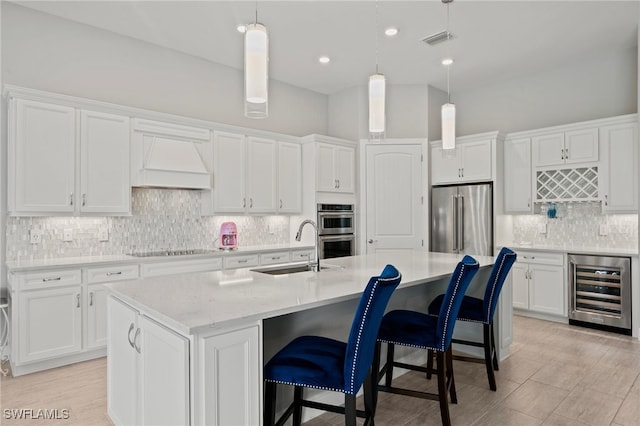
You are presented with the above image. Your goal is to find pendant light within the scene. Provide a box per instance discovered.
[369,0,385,137]
[441,0,455,150]
[244,2,268,119]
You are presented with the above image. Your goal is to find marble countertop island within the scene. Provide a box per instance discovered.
[105,250,496,335]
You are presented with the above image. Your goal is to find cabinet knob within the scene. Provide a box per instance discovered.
[604,195,608,206]
[89,292,94,306]
[249,198,253,208]
[280,199,283,209]
[69,193,74,206]
[76,294,81,308]
[82,193,87,207]
[368,239,378,244]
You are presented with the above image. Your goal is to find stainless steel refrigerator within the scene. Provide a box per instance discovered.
[430,183,493,256]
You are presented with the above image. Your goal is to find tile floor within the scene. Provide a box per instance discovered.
[1,315,639,425]
[305,315,640,426]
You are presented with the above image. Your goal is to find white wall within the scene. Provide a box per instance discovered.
[328,84,430,141]
[329,46,637,142]
[1,3,328,137]
[454,46,637,136]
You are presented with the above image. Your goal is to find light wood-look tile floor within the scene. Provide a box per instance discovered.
[1,315,639,425]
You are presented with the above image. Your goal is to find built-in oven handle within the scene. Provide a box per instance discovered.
[458,195,465,252]
[451,195,458,252]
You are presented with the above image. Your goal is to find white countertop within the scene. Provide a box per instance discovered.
[498,243,638,257]
[5,243,315,272]
[104,251,495,335]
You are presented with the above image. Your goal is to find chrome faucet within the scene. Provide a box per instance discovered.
[295,219,320,272]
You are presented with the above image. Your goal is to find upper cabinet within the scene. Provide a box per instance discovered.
[80,110,131,214]
[205,131,300,214]
[431,133,497,185]
[503,137,532,214]
[599,121,638,213]
[532,128,598,168]
[504,114,637,213]
[8,96,131,216]
[316,142,355,193]
[277,141,302,213]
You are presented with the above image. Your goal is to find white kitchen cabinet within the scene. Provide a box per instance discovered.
[431,138,493,185]
[108,297,190,426]
[18,284,83,363]
[210,132,285,214]
[80,110,131,214]
[532,128,598,167]
[212,131,246,212]
[503,137,532,213]
[9,264,138,376]
[8,97,131,216]
[277,141,302,213]
[223,254,260,270]
[512,251,565,317]
[201,324,261,426]
[140,257,222,278]
[86,283,108,349]
[8,98,76,214]
[600,121,638,213]
[246,136,278,213]
[316,142,355,193]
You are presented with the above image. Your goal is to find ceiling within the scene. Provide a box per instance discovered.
[13,1,640,95]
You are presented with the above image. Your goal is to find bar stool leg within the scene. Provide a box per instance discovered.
[483,323,497,391]
[436,351,451,426]
[264,382,277,426]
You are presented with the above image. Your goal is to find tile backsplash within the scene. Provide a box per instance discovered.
[511,202,638,249]
[6,188,291,261]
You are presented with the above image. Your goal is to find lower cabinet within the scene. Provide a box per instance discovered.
[108,296,189,426]
[512,251,566,317]
[200,324,261,426]
[18,284,83,363]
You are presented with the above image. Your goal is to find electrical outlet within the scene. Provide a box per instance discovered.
[537,223,547,234]
[29,229,43,244]
[599,224,609,236]
[63,228,73,242]
[98,226,109,242]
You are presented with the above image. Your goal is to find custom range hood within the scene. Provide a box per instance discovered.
[131,118,212,189]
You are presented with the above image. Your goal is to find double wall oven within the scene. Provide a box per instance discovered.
[317,204,355,259]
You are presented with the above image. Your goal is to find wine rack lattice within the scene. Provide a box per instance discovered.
[536,167,598,202]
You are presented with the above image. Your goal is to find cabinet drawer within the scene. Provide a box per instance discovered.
[516,251,564,266]
[141,257,222,277]
[291,249,314,262]
[16,269,82,291]
[223,254,259,270]
[87,264,139,284]
[260,251,291,266]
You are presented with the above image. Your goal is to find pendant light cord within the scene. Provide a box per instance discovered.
[375,0,380,74]
[446,0,451,103]
[255,0,258,24]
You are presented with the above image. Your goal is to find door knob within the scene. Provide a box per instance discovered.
[368,239,378,244]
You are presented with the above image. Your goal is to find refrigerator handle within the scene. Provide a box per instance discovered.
[452,195,458,251]
[458,195,465,251]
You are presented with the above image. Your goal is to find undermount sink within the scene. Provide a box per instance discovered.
[251,263,341,275]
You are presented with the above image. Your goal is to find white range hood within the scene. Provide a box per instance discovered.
[131,118,212,189]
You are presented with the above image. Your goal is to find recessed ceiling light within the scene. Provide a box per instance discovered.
[385,27,399,37]
[237,25,247,33]
[319,56,331,64]
[442,58,454,66]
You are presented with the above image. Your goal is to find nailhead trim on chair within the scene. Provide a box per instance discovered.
[263,379,343,393]
[440,264,466,350]
[348,279,378,394]
[376,338,442,352]
[484,253,511,323]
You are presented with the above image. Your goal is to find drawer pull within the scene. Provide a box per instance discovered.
[238,259,248,264]
[271,256,281,260]
[76,294,81,308]
[89,292,94,306]
[42,277,62,282]
[134,328,141,354]
[106,271,123,276]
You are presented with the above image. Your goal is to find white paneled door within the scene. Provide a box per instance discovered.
[365,144,423,254]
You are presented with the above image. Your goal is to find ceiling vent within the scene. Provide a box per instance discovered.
[422,30,455,46]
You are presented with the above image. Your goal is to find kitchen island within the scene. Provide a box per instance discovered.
[105,250,500,425]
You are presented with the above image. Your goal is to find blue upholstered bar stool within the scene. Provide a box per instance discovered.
[373,255,479,426]
[263,264,402,426]
[427,247,517,391]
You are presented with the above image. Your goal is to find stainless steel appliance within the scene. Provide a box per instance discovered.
[430,183,493,256]
[568,254,631,335]
[317,204,355,259]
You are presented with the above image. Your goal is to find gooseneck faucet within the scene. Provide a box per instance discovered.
[295,219,320,272]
